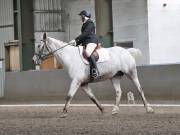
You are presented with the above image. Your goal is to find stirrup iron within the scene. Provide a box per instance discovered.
[92,68,98,78]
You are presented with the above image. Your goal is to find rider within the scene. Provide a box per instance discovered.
[69,10,99,79]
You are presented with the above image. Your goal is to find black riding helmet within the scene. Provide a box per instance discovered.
[78,10,91,18]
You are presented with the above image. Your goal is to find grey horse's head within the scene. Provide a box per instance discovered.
[32,33,51,65]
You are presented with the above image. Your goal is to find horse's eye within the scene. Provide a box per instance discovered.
[38,44,41,48]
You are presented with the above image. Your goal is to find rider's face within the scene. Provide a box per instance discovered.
[80,15,85,22]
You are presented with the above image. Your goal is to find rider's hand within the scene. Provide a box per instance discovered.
[69,39,76,46]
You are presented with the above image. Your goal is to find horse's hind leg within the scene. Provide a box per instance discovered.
[127,68,154,113]
[111,76,122,115]
[81,84,104,113]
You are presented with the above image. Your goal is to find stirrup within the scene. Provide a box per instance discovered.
[92,68,98,78]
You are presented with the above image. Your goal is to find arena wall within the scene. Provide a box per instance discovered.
[4,64,180,100]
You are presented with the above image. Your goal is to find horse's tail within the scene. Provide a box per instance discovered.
[127,48,142,59]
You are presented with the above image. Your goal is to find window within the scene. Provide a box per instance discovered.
[115,41,133,48]
[33,0,64,32]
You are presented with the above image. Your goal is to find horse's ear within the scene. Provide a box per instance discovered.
[43,33,47,40]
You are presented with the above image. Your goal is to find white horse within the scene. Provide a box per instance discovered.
[33,33,154,118]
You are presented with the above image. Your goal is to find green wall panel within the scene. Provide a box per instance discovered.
[98,36,112,48]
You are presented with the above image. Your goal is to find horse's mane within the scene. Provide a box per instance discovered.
[48,37,67,46]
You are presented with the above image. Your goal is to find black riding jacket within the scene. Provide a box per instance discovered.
[75,19,98,46]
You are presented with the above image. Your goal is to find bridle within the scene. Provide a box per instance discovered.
[34,39,72,63]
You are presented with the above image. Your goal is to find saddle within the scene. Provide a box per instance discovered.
[79,44,110,65]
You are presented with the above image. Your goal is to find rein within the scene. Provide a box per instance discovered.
[37,43,72,61]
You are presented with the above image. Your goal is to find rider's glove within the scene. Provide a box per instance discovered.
[69,39,76,46]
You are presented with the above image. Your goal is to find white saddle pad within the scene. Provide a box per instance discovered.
[78,46,110,65]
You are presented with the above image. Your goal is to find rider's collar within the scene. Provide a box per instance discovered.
[83,16,90,24]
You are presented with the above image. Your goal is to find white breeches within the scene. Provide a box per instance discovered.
[86,43,97,57]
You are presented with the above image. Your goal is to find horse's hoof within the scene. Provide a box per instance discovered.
[112,105,119,115]
[146,106,154,114]
[60,113,68,118]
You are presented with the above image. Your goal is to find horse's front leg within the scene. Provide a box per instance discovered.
[81,84,104,113]
[61,79,81,118]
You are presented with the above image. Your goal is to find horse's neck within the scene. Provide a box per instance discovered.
[48,37,66,52]
[48,37,79,70]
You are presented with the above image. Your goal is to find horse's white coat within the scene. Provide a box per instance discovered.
[33,34,154,117]
[46,37,135,80]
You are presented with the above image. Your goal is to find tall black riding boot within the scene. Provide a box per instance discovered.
[87,55,98,79]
